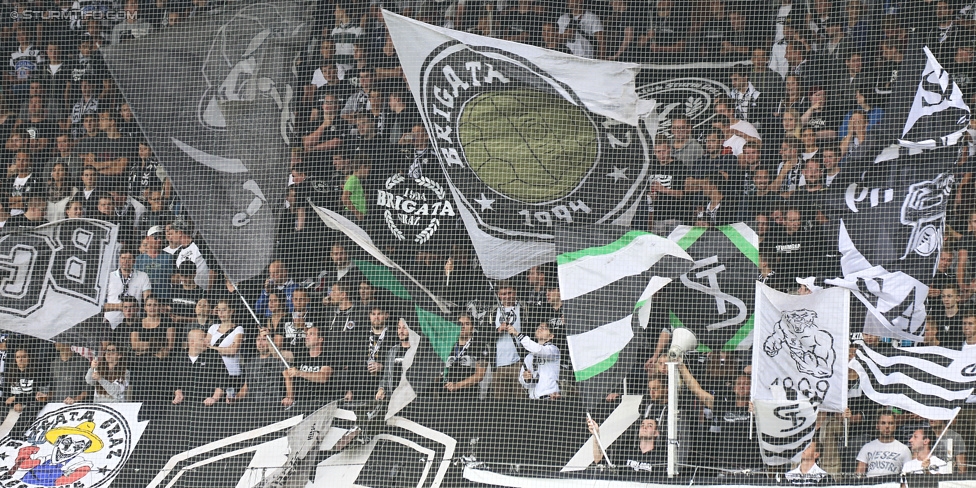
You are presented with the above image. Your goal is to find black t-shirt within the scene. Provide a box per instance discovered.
[443,337,491,385]
[605,427,667,472]
[171,350,229,403]
[646,159,690,222]
[761,225,828,281]
[291,347,335,404]
[170,286,204,324]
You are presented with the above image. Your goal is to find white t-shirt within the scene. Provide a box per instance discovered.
[557,11,603,59]
[207,324,245,376]
[495,304,522,367]
[104,270,152,327]
[518,337,559,399]
[856,439,911,477]
[786,463,828,482]
[902,455,950,474]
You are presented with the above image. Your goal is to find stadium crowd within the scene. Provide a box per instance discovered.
[1,0,976,479]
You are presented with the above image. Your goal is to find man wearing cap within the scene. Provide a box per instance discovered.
[104,249,151,330]
[136,225,175,300]
[171,218,212,290]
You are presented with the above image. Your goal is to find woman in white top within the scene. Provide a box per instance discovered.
[207,299,245,394]
[85,343,130,403]
[506,321,560,400]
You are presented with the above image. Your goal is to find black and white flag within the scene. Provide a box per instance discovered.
[827,37,967,343]
[849,340,976,420]
[754,398,818,466]
[102,3,304,284]
[753,283,850,413]
[385,10,649,280]
[0,219,118,340]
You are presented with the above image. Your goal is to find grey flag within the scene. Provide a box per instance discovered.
[101,2,305,283]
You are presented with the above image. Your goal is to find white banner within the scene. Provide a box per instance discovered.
[753,398,818,467]
[752,282,850,413]
[0,219,119,340]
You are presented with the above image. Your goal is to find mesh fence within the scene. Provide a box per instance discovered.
[0,0,975,487]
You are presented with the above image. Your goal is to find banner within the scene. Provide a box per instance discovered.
[557,226,692,382]
[827,36,969,343]
[384,10,650,280]
[752,398,818,467]
[752,283,850,413]
[102,3,304,284]
[0,403,148,488]
[666,224,759,351]
[0,219,118,340]
[849,340,976,420]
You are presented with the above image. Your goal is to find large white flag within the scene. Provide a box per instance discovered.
[0,219,119,340]
[752,282,850,413]
[384,10,649,280]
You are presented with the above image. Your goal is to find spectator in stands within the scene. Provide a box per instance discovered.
[855,409,912,477]
[442,313,488,400]
[4,348,44,431]
[492,281,523,399]
[557,0,605,59]
[256,260,297,317]
[127,140,167,202]
[86,343,130,403]
[587,414,665,470]
[65,198,84,219]
[326,279,360,337]
[170,329,228,439]
[171,218,211,290]
[131,295,175,359]
[104,249,151,333]
[786,441,829,482]
[695,129,738,177]
[602,0,639,62]
[283,326,335,412]
[6,196,47,227]
[903,427,951,474]
[207,300,245,397]
[929,417,967,472]
[376,318,411,401]
[46,162,75,208]
[646,139,691,231]
[111,0,152,44]
[679,361,761,469]
[669,115,702,167]
[930,284,964,348]
[44,343,89,406]
[169,261,205,328]
[78,166,100,213]
[263,292,288,346]
[690,170,734,227]
[343,301,395,403]
[47,135,82,189]
[136,226,174,300]
[729,67,762,124]
[7,27,41,98]
[507,321,560,400]
[281,288,321,351]
[69,79,98,140]
[235,331,291,423]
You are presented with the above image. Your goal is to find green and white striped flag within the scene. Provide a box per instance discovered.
[558,227,692,384]
[666,224,759,351]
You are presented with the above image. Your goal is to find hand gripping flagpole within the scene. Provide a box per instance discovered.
[925,413,958,464]
[234,282,290,369]
[586,412,614,468]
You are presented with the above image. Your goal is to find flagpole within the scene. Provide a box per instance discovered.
[233,282,291,369]
[925,414,958,462]
[586,412,614,468]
